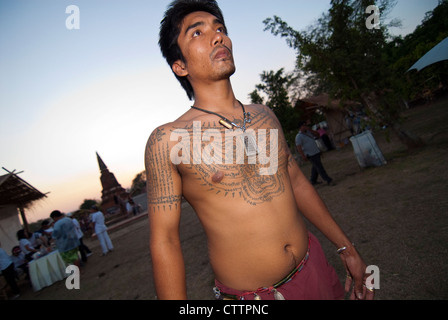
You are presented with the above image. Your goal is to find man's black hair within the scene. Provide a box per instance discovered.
[50,210,63,219]
[159,0,227,100]
[16,229,27,240]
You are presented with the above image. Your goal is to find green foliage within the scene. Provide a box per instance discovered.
[249,68,304,149]
[261,0,447,148]
[129,171,146,196]
[79,199,99,210]
[264,0,398,113]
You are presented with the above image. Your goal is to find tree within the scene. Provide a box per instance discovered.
[129,171,146,196]
[249,68,304,149]
[263,0,425,149]
[79,199,99,210]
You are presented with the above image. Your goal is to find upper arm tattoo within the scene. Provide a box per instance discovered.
[145,128,182,212]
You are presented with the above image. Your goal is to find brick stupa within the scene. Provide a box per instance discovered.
[96,152,129,215]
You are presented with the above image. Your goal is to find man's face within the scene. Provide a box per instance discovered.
[174,11,235,85]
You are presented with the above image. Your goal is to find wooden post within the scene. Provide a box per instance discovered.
[19,206,29,233]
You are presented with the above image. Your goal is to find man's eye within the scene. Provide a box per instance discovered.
[193,30,201,37]
[217,27,226,34]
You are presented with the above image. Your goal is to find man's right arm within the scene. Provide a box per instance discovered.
[145,125,186,300]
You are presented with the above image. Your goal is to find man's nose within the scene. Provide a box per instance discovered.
[212,31,224,46]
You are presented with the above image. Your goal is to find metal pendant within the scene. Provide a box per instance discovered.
[254,293,262,300]
[219,119,234,130]
[242,134,259,157]
[213,287,222,300]
[273,289,285,300]
[245,112,252,124]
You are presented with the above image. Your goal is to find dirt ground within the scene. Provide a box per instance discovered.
[11,98,448,301]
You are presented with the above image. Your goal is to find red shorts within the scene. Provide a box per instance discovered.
[214,233,345,300]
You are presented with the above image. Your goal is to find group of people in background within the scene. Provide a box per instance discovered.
[0,205,114,299]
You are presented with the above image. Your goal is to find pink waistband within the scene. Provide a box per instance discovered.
[214,235,312,300]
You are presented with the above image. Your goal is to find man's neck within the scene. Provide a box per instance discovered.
[192,79,238,113]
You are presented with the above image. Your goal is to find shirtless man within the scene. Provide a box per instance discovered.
[146,0,374,300]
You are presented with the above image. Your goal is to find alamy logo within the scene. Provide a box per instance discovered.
[66,5,80,30]
[366,265,380,290]
[170,121,279,176]
[366,5,381,30]
[65,265,80,290]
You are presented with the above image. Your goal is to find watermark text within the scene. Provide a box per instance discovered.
[66,5,80,30]
[170,122,279,176]
[366,265,380,290]
[366,5,380,30]
[65,265,80,290]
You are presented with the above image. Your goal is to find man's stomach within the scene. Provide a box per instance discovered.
[193,199,309,292]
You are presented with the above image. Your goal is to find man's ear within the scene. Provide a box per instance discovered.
[172,60,189,77]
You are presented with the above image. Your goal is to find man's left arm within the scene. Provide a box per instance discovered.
[287,152,374,300]
[262,104,373,300]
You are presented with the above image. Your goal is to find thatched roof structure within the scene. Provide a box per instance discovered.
[299,94,360,147]
[0,169,47,251]
[301,93,358,110]
[0,169,47,209]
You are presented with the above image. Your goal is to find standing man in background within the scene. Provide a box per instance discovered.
[296,121,335,186]
[50,210,80,268]
[90,206,114,256]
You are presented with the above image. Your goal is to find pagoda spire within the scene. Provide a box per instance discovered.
[96,152,108,172]
[95,152,129,215]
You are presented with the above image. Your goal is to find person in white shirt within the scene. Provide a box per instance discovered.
[89,206,114,256]
[16,229,38,261]
[126,198,137,216]
[0,242,20,298]
[67,212,92,262]
[10,246,29,279]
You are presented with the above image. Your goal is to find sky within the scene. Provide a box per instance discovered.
[0,0,439,223]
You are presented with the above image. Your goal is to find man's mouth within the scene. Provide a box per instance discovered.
[212,46,232,60]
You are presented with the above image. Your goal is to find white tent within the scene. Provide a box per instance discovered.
[408,37,448,72]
